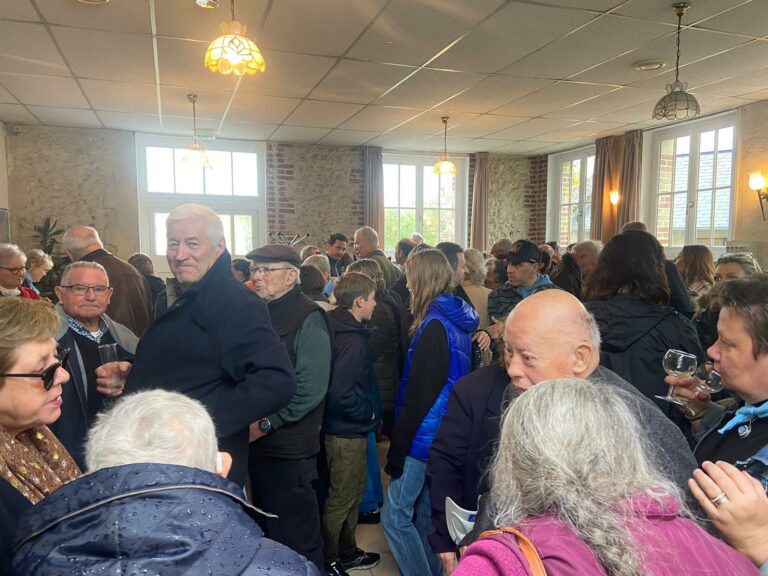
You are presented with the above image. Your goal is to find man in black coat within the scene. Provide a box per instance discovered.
[119,204,296,487]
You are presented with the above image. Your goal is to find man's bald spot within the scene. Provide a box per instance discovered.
[506,290,593,345]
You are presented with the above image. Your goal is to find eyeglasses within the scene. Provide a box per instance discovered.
[249,266,291,276]
[0,266,26,274]
[0,348,70,391]
[59,284,111,295]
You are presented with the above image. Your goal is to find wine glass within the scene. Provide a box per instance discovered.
[693,361,722,394]
[655,349,698,414]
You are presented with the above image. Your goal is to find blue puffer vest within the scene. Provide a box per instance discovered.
[395,293,479,460]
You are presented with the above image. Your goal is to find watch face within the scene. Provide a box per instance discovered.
[259,419,270,432]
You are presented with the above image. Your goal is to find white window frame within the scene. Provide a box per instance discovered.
[642,112,737,259]
[546,145,596,245]
[381,152,468,252]
[136,134,267,276]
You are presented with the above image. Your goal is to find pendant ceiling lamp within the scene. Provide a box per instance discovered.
[434,116,457,175]
[204,0,265,76]
[183,94,212,169]
[652,3,700,121]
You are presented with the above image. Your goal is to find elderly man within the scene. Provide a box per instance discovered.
[551,239,600,300]
[428,290,698,571]
[14,390,320,576]
[305,253,335,299]
[63,226,152,335]
[49,262,138,468]
[246,244,332,572]
[120,204,295,488]
[353,226,401,289]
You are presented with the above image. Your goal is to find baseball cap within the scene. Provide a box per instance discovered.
[506,239,542,265]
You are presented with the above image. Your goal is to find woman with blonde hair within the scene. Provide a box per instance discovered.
[23,249,54,297]
[382,249,478,576]
[457,248,492,330]
[676,244,715,297]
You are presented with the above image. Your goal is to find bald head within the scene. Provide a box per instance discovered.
[504,290,601,391]
[63,226,104,261]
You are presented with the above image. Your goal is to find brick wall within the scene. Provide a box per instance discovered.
[525,155,548,243]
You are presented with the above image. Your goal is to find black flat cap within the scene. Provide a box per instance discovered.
[245,244,301,267]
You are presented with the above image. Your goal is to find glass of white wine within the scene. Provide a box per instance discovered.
[693,361,722,394]
[655,349,698,414]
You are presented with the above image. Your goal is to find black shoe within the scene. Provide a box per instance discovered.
[324,561,350,576]
[357,509,380,524]
[339,548,381,571]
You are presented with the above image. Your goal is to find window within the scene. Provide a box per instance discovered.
[382,154,468,252]
[649,115,735,248]
[137,135,266,274]
[547,148,595,246]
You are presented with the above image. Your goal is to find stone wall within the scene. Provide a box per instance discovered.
[486,154,531,247]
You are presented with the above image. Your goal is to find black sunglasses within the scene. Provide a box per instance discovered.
[0,348,70,391]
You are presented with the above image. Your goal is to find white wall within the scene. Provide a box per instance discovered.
[0,122,9,210]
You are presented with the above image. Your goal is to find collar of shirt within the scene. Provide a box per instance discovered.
[66,314,108,343]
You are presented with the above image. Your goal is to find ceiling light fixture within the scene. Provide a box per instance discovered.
[204,0,265,76]
[196,0,219,8]
[434,116,457,175]
[652,3,700,121]
[77,0,110,4]
[183,94,212,170]
[634,60,665,71]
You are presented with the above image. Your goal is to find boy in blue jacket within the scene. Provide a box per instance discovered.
[322,272,381,575]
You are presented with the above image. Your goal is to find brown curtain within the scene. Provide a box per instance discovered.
[591,136,620,242]
[617,130,643,229]
[470,152,490,251]
[363,146,384,233]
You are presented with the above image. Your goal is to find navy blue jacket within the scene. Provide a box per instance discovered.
[125,251,296,485]
[13,463,320,575]
[1,477,31,575]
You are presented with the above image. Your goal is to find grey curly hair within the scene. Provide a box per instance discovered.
[491,378,684,576]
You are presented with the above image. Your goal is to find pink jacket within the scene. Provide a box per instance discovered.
[454,494,758,576]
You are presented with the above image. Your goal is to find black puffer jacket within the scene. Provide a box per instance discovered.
[13,463,320,576]
[550,253,583,299]
[586,296,704,431]
[368,289,404,416]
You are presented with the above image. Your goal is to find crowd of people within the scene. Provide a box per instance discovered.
[1,204,768,576]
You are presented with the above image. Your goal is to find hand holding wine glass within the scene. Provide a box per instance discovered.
[656,349,698,415]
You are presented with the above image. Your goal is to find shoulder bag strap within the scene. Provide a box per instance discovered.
[480,527,547,576]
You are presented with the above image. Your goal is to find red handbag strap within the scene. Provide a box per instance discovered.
[480,527,547,576]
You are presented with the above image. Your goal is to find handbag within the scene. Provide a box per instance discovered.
[479,526,547,576]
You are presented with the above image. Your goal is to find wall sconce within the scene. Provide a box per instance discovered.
[609,190,620,206]
[748,172,768,221]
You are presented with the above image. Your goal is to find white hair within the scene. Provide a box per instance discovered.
[304,253,330,276]
[25,249,53,271]
[85,390,219,473]
[410,232,424,245]
[491,378,683,576]
[572,240,602,259]
[166,204,225,246]
[355,226,379,244]
[60,261,109,286]
[62,226,103,259]
[0,243,26,267]
[300,245,319,261]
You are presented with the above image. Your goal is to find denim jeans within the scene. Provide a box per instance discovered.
[382,457,442,576]
[359,431,384,513]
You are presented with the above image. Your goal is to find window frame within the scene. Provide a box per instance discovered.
[136,134,267,275]
[381,152,469,252]
[546,145,596,246]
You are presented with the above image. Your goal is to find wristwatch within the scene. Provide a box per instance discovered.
[258,418,272,434]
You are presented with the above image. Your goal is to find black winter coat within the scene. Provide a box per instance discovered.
[550,253,583,299]
[125,251,296,486]
[13,463,320,576]
[1,477,30,575]
[368,289,404,415]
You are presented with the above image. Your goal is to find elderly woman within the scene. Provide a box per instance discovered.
[23,249,54,296]
[0,244,41,300]
[458,249,492,330]
[454,379,757,576]
[0,297,80,572]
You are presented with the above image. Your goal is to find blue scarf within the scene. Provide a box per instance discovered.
[718,403,768,434]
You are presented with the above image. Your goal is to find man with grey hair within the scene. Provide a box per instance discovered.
[551,239,601,300]
[120,204,296,489]
[353,226,401,289]
[305,253,334,298]
[62,225,152,335]
[428,290,698,569]
[49,261,138,468]
[245,243,332,571]
[13,390,320,576]
[301,244,320,262]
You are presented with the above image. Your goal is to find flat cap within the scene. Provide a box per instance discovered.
[245,244,301,267]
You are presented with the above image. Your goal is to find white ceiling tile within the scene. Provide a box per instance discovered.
[159,86,232,119]
[573,28,749,86]
[310,60,415,104]
[418,134,476,152]
[374,69,486,109]
[285,101,364,128]
[449,138,511,153]
[154,0,269,43]
[529,0,624,9]
[740,88,768,102]
[156,38,242,92]
[0,84,17,104]
[544,87,664,121]
[491,82,615,117]
[347,0,505,66]
[697,3,768,37]
[447,114,528,138]
[97,111,162,133]
[28,105,101,128]
[0,73,88,108]
[0,1,39,21]
[0,21,69,76]
[0,103,40,125]
[615,0,750,27]
[501,15,673,80]
[317,130,380,146]
[226,93,300,124]
[441,75,554,114]
[488,118,577,140]
[161,115,220,136]
[433,3,597,73]
[692,67,768,97]
[81,80,158,114]
[390,110,479,135]
[259,0,386,56]
[595,101,661,124]
[218,121,277,140]
[366,133,431,150]
[53,27,156,84]
[489,141,552,155]
[270,125,331,143]
[234,50,337,99]
[339,106,423,132]
[529,120,626,142]
[35,0,151,34]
